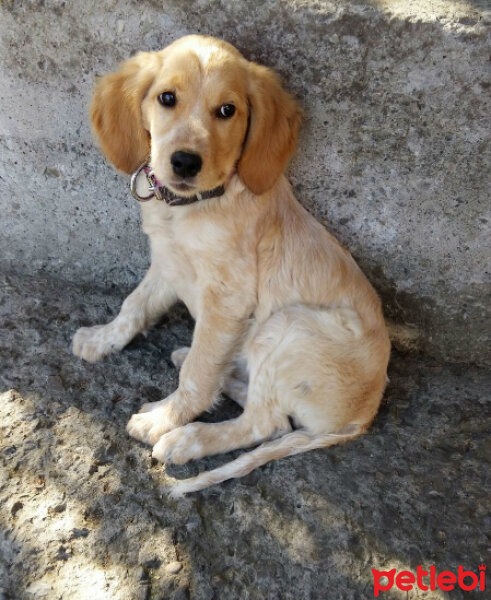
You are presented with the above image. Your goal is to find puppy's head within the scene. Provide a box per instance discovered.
[91,35,301,197]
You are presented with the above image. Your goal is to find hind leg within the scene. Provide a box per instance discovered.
[153,343,290,464]
[152,408,291,465]
[258,305,387,433]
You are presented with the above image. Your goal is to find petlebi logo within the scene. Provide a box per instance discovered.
[372,564,486,596]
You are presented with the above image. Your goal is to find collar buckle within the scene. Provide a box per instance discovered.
[130,162,156,202]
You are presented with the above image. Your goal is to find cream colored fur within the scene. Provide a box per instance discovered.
[72,35,391,495]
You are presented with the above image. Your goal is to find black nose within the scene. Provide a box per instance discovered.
[170,151,202,179]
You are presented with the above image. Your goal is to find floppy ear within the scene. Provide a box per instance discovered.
[90,52,161,173]
[238,63,302,195]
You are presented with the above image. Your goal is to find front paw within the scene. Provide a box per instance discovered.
[152,423,203,465]
[127,393,180,445]
[72,324,116,362]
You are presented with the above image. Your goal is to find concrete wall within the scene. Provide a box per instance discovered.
[1,0,490,364]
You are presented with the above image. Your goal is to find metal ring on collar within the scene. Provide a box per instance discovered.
[130,162,155,202]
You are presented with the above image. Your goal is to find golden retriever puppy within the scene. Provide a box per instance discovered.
[73,35,390,495]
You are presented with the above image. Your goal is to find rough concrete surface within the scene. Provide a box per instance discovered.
[0,0,490,363]
[1,272,490,600]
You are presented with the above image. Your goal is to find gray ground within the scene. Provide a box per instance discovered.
[1,272,490,599]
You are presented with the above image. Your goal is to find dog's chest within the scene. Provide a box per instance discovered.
[142,201,242,316]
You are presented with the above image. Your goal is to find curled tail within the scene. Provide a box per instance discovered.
[168,425,365,497]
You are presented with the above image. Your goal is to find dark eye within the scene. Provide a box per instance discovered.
[158,91,176,107]
[217,104,235,119]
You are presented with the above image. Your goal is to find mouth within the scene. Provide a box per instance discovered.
[169,180,196,194]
